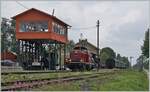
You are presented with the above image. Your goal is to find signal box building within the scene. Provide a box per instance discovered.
[12,8,69,43]
[12,8,70,70]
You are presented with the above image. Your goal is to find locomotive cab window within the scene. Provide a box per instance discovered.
[74,46,87,51]
[81,47,88,51]
[74,47,80,50]
[20,21,48,32]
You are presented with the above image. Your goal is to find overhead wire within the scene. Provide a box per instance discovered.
[71,26,96,30]
[14,2,96,31]
[15,1,29,9]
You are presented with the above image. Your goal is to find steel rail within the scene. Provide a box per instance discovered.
[2,70,71,75]
[2,71,117,91]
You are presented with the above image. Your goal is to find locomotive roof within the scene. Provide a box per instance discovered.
[76,41,97,49]
[74,45,88,49]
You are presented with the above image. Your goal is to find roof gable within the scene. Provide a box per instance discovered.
[12,8,70,26]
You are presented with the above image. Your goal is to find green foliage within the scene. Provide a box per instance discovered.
[116,54,130,68]
[66,40,75,53]
[100,52,110,63]
[2,71,93,83]
[31,70,149,91]
[121,56,130,67]
[98,70,148,91]
[100,47,130,67]
[1,18,16,53]
[135,28,149,70]
[141,28,149,58]
[116,54,121,60]
[100,47,116,63]
[134,55,144,71]
[10,19,16,27]
[144,61,149,69]
[32,80,82,91]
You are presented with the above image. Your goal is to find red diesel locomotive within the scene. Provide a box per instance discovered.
[65,46,96,71]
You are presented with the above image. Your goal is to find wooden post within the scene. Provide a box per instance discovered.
[17,40,20,66]
[29,41,31,65]
[59,44,61,70]
[64,43,66,70]
[21,40,24,67]
[25,41,27,63]
[54,42,57,70]
[31,41,33,63]
[48,41,51,70]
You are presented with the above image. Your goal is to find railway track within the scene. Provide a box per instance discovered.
[1,70,119,91]
[2,70,71,75]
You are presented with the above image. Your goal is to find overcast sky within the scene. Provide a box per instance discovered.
[1,1,149,65]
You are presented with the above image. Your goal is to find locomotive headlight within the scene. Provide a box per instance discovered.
[80,59,83,62]
[65,58,68,61]
[69,59,71,62]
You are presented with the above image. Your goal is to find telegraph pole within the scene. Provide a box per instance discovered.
[130,56,133,68]
[97,20,100,57]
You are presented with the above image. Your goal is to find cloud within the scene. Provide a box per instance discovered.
[121,10,141,24]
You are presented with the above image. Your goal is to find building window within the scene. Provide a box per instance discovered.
[52,22,66,35]
[20,21,48,32]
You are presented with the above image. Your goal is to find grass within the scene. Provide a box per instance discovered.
[94,70,149,91]
[1,71,95,83]
[33,81,83,91]
[97,70,149,91]
[31,69,149,91]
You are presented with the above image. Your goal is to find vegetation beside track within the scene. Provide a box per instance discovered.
[1,72,91,83]
[1,69,114,83]
[31,69,149,91]
[91,70,149,91]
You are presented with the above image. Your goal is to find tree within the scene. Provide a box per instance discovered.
[121,56,130,67]
[10,19,16,52]
[100,51,110,63]
[135,28,150,70]
[116,53,130,68]
[116,54,121,60]
[141,28,149,58]
[100,47,116,63]
[1,18,16,53]
[135,55,144,71]
[66,40,75,53]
